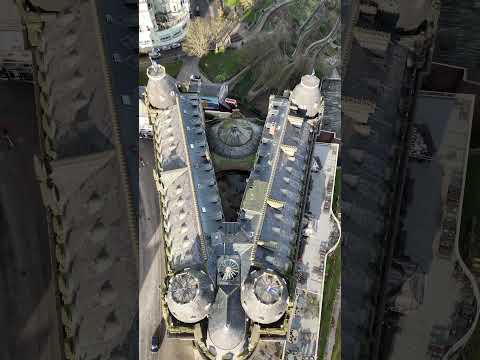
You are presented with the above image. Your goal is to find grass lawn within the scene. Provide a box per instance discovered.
[231,68,256,99]
[163,61,183,78]
[224,0,240,6]
[464,324,480,360]
[460,153,480,257]
[317,246,341,359]
[331,322,341,360]
[471,119,480,148]
[460,153,480,359]
[139,69,148,86]
[332,167,341,216]
[211,152,256,172]
[462,153,480,221]
[200,49,250,82]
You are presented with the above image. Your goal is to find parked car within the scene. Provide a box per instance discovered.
[151,335,159,352]
[190,74,201,81]
[139,129,153,139]
[224,97,238,108]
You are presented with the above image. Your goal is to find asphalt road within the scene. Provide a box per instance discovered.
[0,82,62,360]
[139,139,195,360]
[139,138,162,360]
[95,0,139,214]
[93,1,140,356]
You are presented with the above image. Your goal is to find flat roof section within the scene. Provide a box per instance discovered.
[284,142,340,360]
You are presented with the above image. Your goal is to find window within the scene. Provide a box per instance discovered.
[121,95,131,105]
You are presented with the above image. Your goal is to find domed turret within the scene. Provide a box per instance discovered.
[208,118,262,159]
[291,74,322,118]
[218,123,252,147]
[241,269,288,324]
[166,269,215,323]
[146,63,179,109]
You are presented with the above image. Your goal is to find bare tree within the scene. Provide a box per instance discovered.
[240,0,255,10]
[183,18,212,58]
[210,15,228,41]
[272,18,290,55]
[183,16,229,58]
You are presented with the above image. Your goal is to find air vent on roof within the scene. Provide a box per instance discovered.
[218,258,240,281]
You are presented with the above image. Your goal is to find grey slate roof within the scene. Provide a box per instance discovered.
[166,269,215,323]
[207,118,262,159]
[207,286,247,351]
[147,66,224,273]
[178,93,225,236]
[241,94,314,276]
[241,269,289,324]
[161,170,204,270]
[320,77,341,138]
[146,63,179,109]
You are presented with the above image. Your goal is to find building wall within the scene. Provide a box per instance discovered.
[140,0,190,52]
[0,1,33,81]
[139,0,155,50]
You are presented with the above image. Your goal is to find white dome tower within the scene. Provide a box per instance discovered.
[146,63,179,109]
[291,74,322,118]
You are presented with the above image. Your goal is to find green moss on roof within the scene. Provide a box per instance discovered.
[211,152,256,172]
[242,180,268,213]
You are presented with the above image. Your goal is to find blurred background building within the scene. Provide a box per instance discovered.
[0,0,32,81]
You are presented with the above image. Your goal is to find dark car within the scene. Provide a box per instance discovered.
[151,335,159,352]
